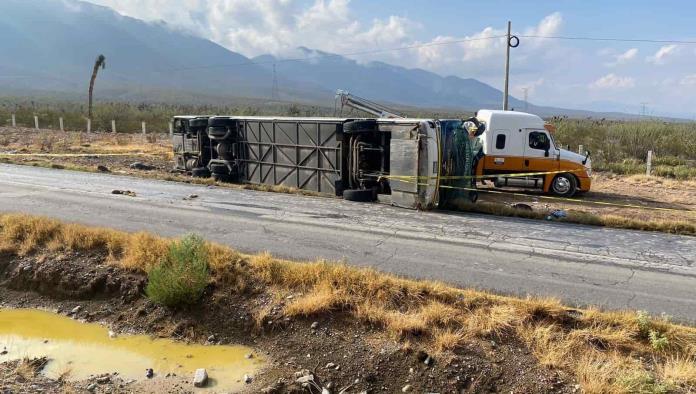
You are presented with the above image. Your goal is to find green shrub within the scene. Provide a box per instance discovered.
[145,234,210,307]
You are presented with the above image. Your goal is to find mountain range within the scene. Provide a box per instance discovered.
[0,0,649,119]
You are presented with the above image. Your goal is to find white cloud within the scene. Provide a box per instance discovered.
[590,73,635,89]
[605,48,638,66]
[646,44,679,65]
[86,0,563,79]
[680,74,696,86]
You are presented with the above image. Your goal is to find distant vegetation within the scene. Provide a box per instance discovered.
[553,118,696,179]
[1,97,694,178]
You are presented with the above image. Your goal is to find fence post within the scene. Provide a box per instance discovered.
[578,144,584,154]
[169,122,173,136]
[111,120,116,133]
[59,117,64,132]
[646,150,653,176]
[141,121,147,135]
[11,114,16,127]
[86,118,91,134]
[34,116,39,130]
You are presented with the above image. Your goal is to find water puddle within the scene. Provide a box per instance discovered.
[0,308,262,391]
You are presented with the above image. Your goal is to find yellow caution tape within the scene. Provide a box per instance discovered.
[379,168,587,181]
[0,152,160,157]
[396,178,695,214]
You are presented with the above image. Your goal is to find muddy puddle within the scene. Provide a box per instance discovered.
[0,308,262,391]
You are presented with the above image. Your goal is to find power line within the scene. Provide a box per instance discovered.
[158,35,507,73]
[518,34,696,45]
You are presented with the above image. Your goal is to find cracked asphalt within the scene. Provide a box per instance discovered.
[1,164,695,320]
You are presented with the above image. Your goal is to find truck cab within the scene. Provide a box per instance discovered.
[474,110,591,197]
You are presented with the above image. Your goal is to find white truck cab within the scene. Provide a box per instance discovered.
[474,110,591,196]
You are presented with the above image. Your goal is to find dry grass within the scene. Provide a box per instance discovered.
[450,200,696,236]
[2,213,696,393]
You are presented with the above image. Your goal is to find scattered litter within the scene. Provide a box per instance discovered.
[183,194,198,200]
[550,209,567,219]
[112,190,136,197]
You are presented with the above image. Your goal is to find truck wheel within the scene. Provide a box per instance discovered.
[342,188,376,202]
[550,174,577,197]
[343,120,378,133]
[191,167,210,178]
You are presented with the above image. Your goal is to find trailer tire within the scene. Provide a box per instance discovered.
[342,188,376,202]
[188,118,209,128]
[550,173,577,197]
[191,167,210,178]
[343,120,378,134]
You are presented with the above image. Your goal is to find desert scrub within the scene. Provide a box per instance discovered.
[145,234,210,307]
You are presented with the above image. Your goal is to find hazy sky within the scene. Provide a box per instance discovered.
[84,0,696,117]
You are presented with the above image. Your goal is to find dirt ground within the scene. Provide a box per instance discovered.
[1,126,694,229]
[0,250,576,393]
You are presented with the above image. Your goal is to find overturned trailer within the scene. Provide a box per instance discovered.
[172,115,478,209]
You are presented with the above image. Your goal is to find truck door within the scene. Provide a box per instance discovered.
[523,130,558,173]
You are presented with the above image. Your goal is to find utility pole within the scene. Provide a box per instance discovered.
[503,21,518,111]
[522,87,529,112]
[640,102,648,117]
[271,63,279,100]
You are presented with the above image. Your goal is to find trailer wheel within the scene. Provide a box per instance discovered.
[212,173,232,182]
[343,120,378,133]
[550,173,577,197]
[191,167,210,178]
[342,188,376,202]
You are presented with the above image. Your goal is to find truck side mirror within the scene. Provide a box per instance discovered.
[544,148,550,157]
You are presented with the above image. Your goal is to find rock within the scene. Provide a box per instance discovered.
[424,356,433,366]
[111,189,136,197]
[295,374,314,384]
[326,381,334,389]
[70,306,82,315]
[193,368,208,387]
[207,335,216,342]
[96,376,111,384]
[402,384,413,392]
[244,374,252,384]
[108,330,117,339]
[96,165,110,172]
[87,383,97,392]
[310,321,319,329]
[322,388,331,394]
[145,368,154,379]
[325,362,336,369]
[0,350,7,355]
[245,353,254,359]
[183,194,199,200]
[409,367,414,374]
[129,162,155,171]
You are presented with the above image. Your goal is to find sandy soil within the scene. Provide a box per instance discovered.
[0,250,574,393]
[1,126,694,228]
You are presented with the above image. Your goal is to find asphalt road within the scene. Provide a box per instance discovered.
[1,164,695,320]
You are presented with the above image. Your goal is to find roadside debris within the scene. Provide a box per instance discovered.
[111,189,136,197]
[547,209,568,220]
[183,194,198,200]
[96,165,110,172]
[145,368,154,379]
[129,162,155,171]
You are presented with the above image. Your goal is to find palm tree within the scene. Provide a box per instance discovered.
[88,54,106,119]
